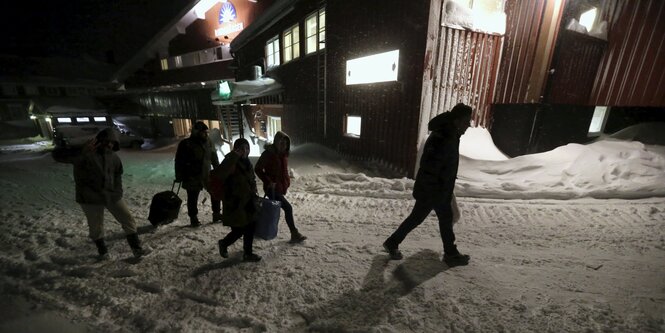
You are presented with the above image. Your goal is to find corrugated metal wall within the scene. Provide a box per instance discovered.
[545,31,606,104]
[496,0,665,107]
[421,25,503,128]
[493,0,548,104]
[590,0,665,106]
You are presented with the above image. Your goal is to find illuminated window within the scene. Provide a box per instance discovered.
[588,106,608,137]
[345,115,361,137]
[93,116,107,122]
[305,7,325,54]
[318,9,326,50]
[579,8,597,31]
[57,117,72,123]
[282,24,300,63]
[266,36,280,68]
[160,59,169,70]
[346,50,399,85]
[174,56,183,68]
[267,116,282,140]
[76,117,90,123]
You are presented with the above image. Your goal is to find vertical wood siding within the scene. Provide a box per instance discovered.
[320,0,432,176]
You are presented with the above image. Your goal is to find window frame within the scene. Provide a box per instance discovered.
[344,114,362,138]
[587,106,609,137]
[265,35,281,68]
[305,7,326,55]
[282,24,300,64]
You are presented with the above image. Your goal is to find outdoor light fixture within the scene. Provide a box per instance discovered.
[29,115,37,120]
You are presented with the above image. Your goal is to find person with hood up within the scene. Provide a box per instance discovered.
[254,131,307,243]
[215,138,261,262]
[74,128,151,260]
[175,121,220,227]
[383,103,472,267]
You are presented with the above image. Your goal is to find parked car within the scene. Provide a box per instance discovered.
[53,125,145,149]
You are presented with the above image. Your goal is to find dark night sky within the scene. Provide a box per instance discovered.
[2,0,193,65]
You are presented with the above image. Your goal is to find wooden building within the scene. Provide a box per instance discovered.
[230,0,665,177]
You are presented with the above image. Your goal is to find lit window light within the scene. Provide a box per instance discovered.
[346,50,399,85]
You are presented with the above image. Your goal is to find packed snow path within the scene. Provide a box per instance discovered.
[0,152,665,332]
[0,150,664,332]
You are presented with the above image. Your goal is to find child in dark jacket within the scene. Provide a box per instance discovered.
[214,138,261,262]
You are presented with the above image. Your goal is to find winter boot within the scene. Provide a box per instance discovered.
[289,231,307,244]
[126,233,152,258]
[443,246,470,267]
[243,253,262,262]
[218,239,229,258]
[94,238,110,261]
[383,240,403,260]
[190,216,201,228]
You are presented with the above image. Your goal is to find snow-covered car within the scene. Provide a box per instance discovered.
[53,125,145,149]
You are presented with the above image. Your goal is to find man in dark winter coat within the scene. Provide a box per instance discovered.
[383,103,472,267]
[214,138,261,262]
[175,121,220,227]
[255,131,306,243]
[74,128,151,260]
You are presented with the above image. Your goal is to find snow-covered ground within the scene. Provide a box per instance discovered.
[0,126,664,332]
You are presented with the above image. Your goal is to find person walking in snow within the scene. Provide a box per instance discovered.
[254,131,307,244]
[74,128,151,260]
[383,103,472,267]
[215,138,262,262]
[175,121,221,227]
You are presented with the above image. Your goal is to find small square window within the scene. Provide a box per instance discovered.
[345,115,361,137]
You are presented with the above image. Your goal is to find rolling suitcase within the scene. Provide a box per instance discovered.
[148,181,183,226]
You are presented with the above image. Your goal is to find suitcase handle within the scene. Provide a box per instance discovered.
[171,180,181,195]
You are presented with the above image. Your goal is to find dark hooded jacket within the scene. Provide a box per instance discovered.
[175,127,220,191]
[255,131,291,195]
[73,128,124,204]
[412,112,460,204]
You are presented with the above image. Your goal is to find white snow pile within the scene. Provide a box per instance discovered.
[441,0,506,35]
[0,124,664,332]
